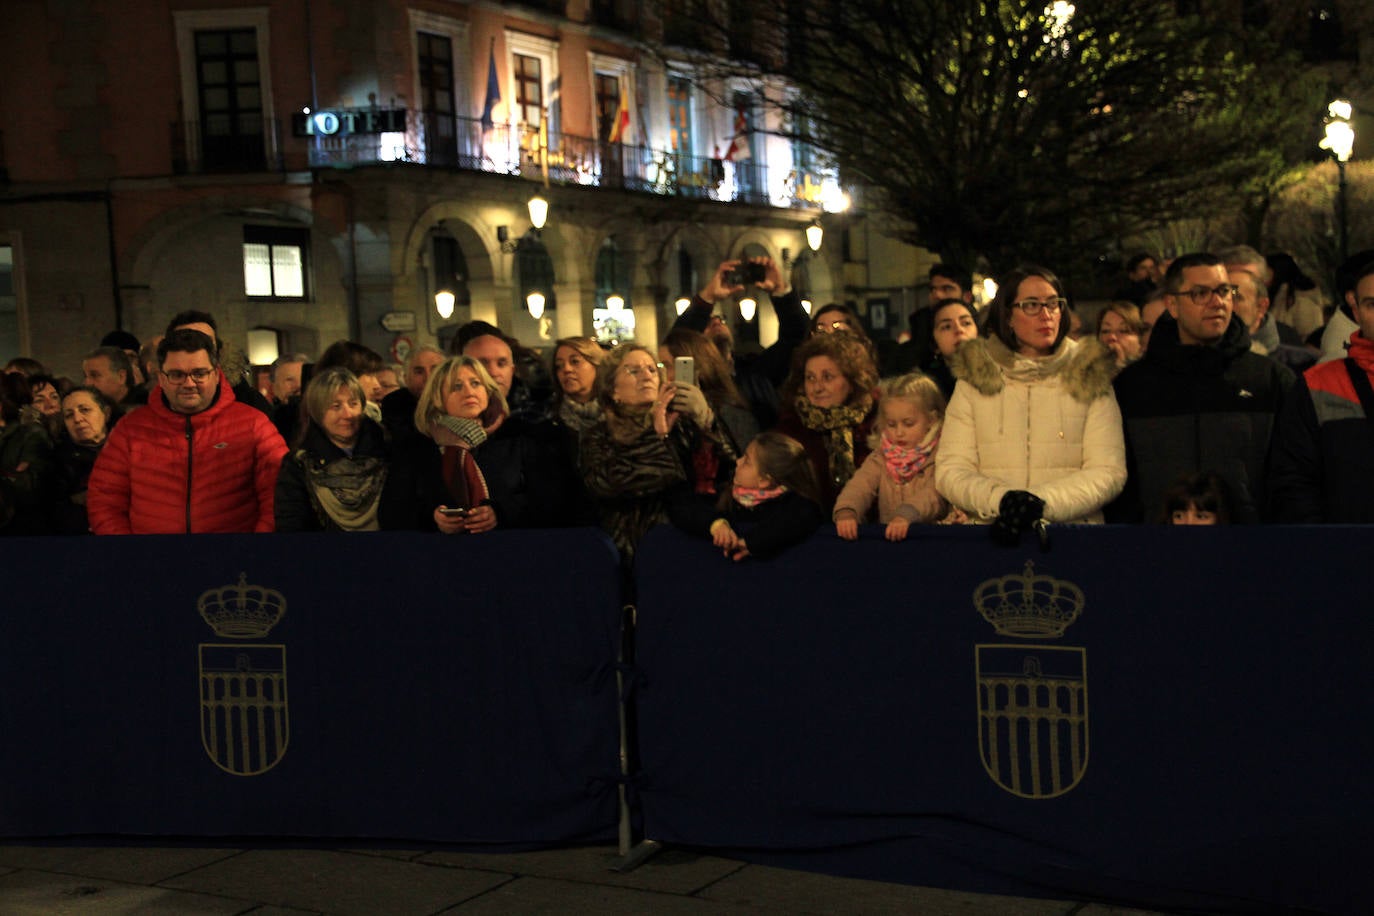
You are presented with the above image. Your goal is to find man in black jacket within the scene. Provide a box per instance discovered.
[1111,252,1294,523]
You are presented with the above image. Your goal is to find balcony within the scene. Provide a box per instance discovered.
[170,107,832,211]
[308,109,826,210]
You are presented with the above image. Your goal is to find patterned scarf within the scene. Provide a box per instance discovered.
[430,416,492,509]
[881,434,938,484]
[733,483,787,508]
[305,454,388,531]
[792,395,872,487]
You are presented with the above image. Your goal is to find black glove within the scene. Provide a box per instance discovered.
[990,490,1045,547]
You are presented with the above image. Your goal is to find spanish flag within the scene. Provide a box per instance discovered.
[609,83,631,144]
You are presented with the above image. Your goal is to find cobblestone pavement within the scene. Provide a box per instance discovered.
[0,843,1172,915]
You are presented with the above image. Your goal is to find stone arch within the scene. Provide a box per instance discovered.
[119,194,346,359]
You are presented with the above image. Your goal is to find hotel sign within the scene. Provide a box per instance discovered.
[292,107,406,138]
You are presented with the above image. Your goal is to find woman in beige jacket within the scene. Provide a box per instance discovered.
[935,266,1126,533]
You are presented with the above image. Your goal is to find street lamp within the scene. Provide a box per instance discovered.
[1321,99,1355,263]
[435,289,456,319]
[499,194,550,253]
[526,291,546,320]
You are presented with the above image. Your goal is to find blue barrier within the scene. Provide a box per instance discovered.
[633,524,1372,914]
[4,523,1368,912]
[0,529,623,846]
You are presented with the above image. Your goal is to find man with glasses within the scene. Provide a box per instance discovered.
[1271,259,1374,522]
[87,329,288,534]
[1111,252,1294,523]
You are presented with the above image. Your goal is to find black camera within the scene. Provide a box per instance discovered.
[724,262,767,287]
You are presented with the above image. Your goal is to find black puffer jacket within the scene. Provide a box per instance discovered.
[1111,312,1294,522]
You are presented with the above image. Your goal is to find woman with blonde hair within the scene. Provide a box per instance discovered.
[1096,300,1145,371]
[402,355,533,534]
[275,367,395,532]
[580,344,689,562]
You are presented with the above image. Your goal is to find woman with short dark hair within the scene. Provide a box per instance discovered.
[51,386,115,534]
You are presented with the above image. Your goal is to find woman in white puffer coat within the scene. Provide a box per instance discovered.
[936,265,1126,536]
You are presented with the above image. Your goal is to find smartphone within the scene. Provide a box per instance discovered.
[724,262,766,287]
[438,507,469,517]
[674,356,696,388]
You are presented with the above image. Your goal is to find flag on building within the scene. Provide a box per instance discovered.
[725,107,751,162]
[480,40,500,131]
[608,83,631,144]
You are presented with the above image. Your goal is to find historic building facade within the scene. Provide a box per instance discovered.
[0,0,942,377]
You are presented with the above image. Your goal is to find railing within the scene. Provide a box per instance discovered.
[168,107,826,210]
[171,118,285,175]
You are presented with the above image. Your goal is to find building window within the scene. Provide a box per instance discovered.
[417,31,458,165]
[593,238,634,344]
[514,53,543,127]
[195,28,265,171]
[667,76,692,154]
[174,9,276,175]
[595,73,621,141]
[243,227,309,299]
[0,244,18,360]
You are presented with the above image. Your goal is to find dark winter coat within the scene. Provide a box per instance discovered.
[1111,312,1294,523]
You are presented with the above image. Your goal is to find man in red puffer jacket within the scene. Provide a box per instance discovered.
[88,329,288,534]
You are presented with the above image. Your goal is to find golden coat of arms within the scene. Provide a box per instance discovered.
[197,573,289,776]
[974,561,1087,799]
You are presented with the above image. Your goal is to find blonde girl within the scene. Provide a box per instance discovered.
[833,373,950,541]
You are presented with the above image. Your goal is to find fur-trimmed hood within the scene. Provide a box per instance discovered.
[948,336,1117,404]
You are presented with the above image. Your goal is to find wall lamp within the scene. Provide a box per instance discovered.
[782,219,824,268]
[526,291,546,320]
[435,290,456,319]
[499,193,550,253]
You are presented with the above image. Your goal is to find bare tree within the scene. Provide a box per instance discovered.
[649,0,1330,275]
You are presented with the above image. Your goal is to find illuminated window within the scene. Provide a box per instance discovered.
[243,227,309,299]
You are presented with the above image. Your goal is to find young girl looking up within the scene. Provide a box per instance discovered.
[834,373,950,541]
[670,431,823,561]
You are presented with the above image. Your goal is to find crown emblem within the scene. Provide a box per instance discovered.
[198,573,286,638]
[974,561,1083,639]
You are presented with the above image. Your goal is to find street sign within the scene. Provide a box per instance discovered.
[380,311,417,333]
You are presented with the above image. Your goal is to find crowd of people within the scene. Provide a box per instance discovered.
[2,245,1372,561]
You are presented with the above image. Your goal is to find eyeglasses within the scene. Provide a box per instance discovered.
[619,364,659,379]
[1172,284,1238,305]
[162,368,214,383]
[1011,297,1067,316]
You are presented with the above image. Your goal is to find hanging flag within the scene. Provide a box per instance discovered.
[608,82,631,144]
[480,39,500,131]
[725,107,751,162]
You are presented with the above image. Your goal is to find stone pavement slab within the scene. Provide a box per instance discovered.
[420,843,745,895]
[0,869,252,915]
[697,862,1075,916]
[160,848,511,916]
[437,875,762,915]
[0,845,240,884]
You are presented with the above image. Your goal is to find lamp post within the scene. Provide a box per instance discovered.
[1321,99,1355,263]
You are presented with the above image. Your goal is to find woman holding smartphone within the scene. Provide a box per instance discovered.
[400,356,508,534]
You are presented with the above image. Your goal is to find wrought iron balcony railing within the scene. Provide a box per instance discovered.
[170,107,830,211]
